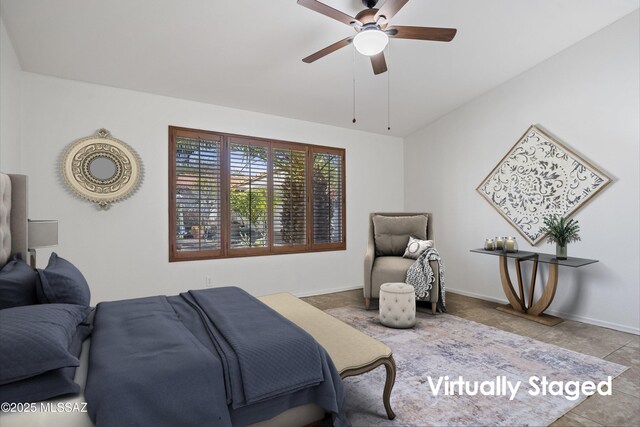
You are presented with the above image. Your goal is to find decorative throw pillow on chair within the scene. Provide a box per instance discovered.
[403,236,434,259]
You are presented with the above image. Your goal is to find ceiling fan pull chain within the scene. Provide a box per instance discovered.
[352,45,357,124]
[387,41,391,131]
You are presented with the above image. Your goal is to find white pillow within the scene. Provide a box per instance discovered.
[403,236,434,259]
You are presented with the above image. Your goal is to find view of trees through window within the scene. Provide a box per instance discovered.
[169,127,345,261]
[229,142,268,248]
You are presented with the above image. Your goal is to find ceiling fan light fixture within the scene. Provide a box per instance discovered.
[353,28,389,56]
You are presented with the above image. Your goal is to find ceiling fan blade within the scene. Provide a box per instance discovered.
[297,0,362,27]
[370,52,387,75]
[374,0,409,23]
[387,26,457,42]
[302,37,353,63]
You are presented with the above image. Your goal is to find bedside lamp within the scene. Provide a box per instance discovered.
[28,220,58,268]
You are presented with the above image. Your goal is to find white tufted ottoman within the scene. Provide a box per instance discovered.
[379,282,416,328]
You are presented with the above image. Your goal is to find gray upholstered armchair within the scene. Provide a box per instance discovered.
[364,212,440,314]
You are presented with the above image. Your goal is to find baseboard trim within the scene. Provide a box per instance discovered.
[293,285,362,298]
[446,287,640,335]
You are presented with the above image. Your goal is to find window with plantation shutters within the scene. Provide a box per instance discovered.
[169,126,345,261]
[312,149,345,248]
[228,138,269,253]
[170,129,223,260]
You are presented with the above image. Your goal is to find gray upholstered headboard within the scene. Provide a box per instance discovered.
[0,173,28,267]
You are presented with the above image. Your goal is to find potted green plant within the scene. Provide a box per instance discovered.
[190,225,205,240]
[539,215,581,260]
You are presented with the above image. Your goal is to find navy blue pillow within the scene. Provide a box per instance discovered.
[0,365,80,404]
[0,322,92,403]
[0,254,38,309]
[37,253,91,306]
[0,304,91,385]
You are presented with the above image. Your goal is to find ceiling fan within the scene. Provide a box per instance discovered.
[298,0,457,75]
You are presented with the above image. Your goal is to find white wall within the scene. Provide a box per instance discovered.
[404,11,640,333]
[0,17,21,172]
[20,73,404,303]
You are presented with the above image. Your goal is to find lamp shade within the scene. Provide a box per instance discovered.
[28,220,58,248]
[353,29,389,56]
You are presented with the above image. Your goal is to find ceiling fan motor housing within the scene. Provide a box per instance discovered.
[362,0,379,9]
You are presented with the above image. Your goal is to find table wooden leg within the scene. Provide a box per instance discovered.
[499,255,524,312]
[528,262,559,316]
[497,254,562,325]
[515,259,527,311]
[527,256,539,309]
[477,250,566,326]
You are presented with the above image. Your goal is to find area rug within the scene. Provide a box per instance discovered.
[326,307,627,427]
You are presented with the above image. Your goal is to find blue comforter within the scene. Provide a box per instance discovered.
[85,287,347,426]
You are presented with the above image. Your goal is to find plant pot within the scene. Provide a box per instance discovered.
[191,227,204,239]
[556,243,567,260]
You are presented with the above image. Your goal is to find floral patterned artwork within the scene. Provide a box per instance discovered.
[477,125,612,245]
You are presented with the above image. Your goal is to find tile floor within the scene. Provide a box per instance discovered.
[301,290,640,427]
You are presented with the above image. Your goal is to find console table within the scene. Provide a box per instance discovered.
[470,249,598,326]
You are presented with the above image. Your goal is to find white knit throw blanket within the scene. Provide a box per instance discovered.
[405,247,446,312]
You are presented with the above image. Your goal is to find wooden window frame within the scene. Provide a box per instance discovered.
[169,127,225,261]
[271,140,310,255]
[226,136,271,258]
[169,126,346,262]
[310,146,346,252]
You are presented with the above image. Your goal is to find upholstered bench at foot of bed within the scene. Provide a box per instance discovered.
[259,293,396,420]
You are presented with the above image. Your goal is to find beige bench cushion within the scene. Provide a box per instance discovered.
[259,293,391,373]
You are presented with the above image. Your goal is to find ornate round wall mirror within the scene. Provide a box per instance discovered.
[62,129,143,209]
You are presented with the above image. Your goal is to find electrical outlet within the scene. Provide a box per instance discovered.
[205,276,213,288]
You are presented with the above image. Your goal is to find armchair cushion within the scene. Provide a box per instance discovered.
[371,257,415,297]
[372,215,428,256]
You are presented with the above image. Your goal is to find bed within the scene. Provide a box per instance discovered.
[0,173,396,427]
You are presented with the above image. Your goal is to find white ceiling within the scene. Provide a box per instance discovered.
[1,0,638,136]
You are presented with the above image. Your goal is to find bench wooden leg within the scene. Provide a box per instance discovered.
[381,356,397,420]
[432,302,437,315]
[341,355,397,420]
[365,297,371,310]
